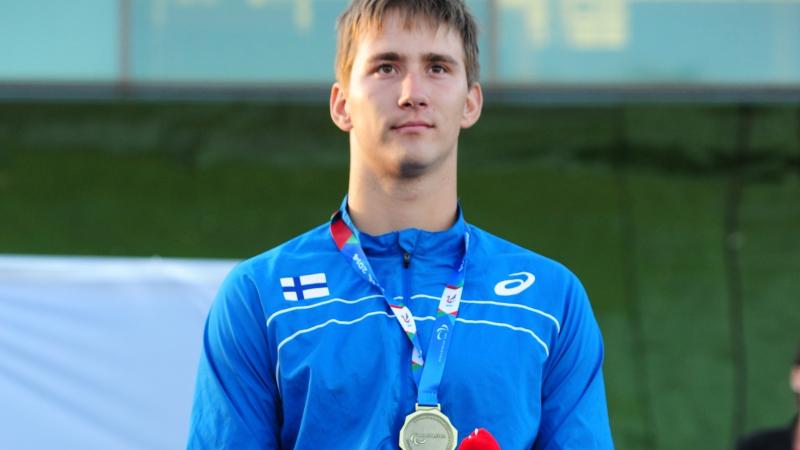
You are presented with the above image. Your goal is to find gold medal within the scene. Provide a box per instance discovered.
[399,404,458,450]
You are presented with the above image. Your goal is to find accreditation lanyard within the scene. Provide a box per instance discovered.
[329,210,469,407]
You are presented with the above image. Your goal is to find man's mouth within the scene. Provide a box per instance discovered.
[391,121,434,132]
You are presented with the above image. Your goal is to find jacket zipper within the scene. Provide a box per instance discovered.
[402,252,411,304]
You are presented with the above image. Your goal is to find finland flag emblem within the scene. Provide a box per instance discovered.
[280,273,330,301]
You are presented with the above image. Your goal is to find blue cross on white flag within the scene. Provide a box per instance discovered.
[280,273,330,301]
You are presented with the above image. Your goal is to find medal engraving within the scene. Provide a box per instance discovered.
[399,405,457,450]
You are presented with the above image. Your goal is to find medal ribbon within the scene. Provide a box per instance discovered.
[329,206,469,407]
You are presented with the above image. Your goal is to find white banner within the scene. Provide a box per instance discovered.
[0,255,237,450]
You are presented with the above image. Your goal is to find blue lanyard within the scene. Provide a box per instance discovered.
[329,207,469,406]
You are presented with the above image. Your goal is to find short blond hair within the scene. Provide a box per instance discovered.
[335,0,480,88]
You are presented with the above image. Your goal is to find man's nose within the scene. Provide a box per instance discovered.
[397,72,428,109]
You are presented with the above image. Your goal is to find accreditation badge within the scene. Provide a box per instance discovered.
[399,404,458,450]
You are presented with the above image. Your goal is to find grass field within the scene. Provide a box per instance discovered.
[1,101,798,449]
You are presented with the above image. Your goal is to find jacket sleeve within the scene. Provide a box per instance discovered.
[187,266,281,450]
[533,274,614,450]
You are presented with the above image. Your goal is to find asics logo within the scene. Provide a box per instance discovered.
[494,272,535,296]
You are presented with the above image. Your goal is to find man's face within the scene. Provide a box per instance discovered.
[331,12,482,179]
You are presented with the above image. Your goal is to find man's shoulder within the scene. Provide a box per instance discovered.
[464,225,595,357]
[464,224,588,322]
[219,222,342,296]
[468,224,577,283]
[236,222,336,272]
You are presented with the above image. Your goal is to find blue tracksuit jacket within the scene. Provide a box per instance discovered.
[188,201,614,449]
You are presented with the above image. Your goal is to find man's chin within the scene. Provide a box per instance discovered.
[396,159,429,179]
[381,142,451,179]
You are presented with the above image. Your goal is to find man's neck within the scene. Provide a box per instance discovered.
[347,163,458,236]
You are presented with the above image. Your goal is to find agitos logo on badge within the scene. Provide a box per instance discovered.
[435,324,449,341]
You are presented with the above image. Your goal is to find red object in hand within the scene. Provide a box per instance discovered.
[458,428,501,450]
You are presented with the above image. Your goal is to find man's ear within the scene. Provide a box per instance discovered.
[460,82,483,129]
[791,366,800,394]
[330,82,353,132]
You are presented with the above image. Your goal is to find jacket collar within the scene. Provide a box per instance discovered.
[338,195,467,258]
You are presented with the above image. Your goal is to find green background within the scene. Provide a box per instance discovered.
[1,101,798,449]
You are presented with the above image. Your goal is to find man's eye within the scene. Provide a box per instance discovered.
[376,64,395,74]
[430,64,448,74]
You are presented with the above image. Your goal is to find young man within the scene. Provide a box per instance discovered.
[187,1,614,449]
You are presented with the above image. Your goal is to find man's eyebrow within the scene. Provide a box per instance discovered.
[367,52,402,63]
[423,53,459,66]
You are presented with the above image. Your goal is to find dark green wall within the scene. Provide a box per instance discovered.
[1,101,798,449]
